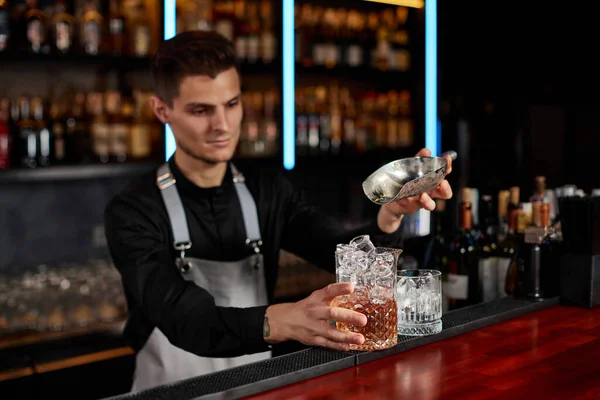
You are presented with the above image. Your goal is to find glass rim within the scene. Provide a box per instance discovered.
[335,246,403,254]
[397,269,442,278]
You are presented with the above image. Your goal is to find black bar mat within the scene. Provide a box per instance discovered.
[102,347,354,400]
[354,296,560,365]
[101,296,559,400]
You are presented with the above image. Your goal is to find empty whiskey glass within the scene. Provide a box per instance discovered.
[397,269,443,336]
[331,236,401,351]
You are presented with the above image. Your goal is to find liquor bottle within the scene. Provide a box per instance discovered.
[0,0,9,52]
[129,0,150,57]
[295,92,308,156]
[80,0,103,55]
[397,90,413,147]
[49,100,66,165]
[213,0,235,42]
[107,0,126,56]
[130,90,151,160]
[262,89,279,156]
[530,175,557,222]
[65,92,91,164]
[503,186,525,295]
[246,2,261,64]
[445,190,477,309]
[518,203,560,299]
[196,0,213,31]
[233,0,248,62]
[88,92,110,163]
[17,97,38,168]
[51,0,75,54]
[24,1,49,54]
[31,97,50,167]
[259,0,277,64]
[251,91,266,155]
[507,186,520,230]
[239,91,259,157]
[329,92,342,155]
[539,203,561,296]
[0,97,10,169]
[530,176,546,203]
[495,190,512,298]
[476,194,499,301]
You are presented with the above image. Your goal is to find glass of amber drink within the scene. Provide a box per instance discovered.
[331,236,401,351]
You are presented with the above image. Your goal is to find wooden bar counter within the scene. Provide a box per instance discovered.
[245,305,600,400]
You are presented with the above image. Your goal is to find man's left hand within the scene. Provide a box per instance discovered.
[377,148,454,233]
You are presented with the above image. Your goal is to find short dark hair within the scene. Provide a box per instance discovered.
[151,30,240,107]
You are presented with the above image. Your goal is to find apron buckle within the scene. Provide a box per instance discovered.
[232,170,245,183]
[174,241,192,272]
[156,172,176,190]
[179,259,193,273]
[245,238,262,254]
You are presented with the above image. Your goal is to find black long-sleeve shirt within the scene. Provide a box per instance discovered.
[104,158,403,358]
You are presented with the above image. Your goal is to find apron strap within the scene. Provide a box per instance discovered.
[230,163,263,254]
[155,162,263,260]
[156,163,192,259]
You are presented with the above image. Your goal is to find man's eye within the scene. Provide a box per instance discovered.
[228,101,239,108]
[192,109,207,115]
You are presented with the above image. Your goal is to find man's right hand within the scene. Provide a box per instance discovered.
[263,282,367,351]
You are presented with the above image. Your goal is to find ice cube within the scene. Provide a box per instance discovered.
[373,253,395,267]
[372,264,394,288]
[349,235,375,254]
[369,285,390,304]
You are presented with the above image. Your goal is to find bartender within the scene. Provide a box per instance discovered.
[104,30,453,392]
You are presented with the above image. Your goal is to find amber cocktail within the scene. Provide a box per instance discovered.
[332,236,401,351]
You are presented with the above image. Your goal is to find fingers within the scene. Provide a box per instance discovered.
[430,180,453,200]
[415,148,432,157]
[313,336,351,352]
[415,148,453,175]
[311,325,365,351]
[445,155,453,174]
[317,282,355,302]
[321,324,365,345]
[391,180,453,214]
[391,197,426,215]
[419,192,436,211]
[309,306,368,327]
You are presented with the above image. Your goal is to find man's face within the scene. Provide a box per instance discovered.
[165,67,243,164]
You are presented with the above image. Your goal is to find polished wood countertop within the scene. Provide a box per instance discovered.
[246,305,600,400]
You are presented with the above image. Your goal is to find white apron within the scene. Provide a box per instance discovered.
[130,162,271,392]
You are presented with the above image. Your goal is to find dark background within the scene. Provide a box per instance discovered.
[438,1,599,198]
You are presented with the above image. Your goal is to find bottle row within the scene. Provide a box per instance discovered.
[0,0,416,72]
[0,84,419,170]
[0,0,155,57]
[176,0,278,65]
[424,176,570,312]
[0,90,162,169]
[295,3,414,71]
[0,88,287,169]
[295,85,414,155]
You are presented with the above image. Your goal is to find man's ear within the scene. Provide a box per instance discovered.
[150,95,170,124]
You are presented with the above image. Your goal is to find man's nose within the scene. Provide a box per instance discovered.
[211,107,230,132]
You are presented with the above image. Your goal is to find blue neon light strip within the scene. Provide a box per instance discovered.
[164,0,176,161]
[282,0,295,170]
[425,0,438,155]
